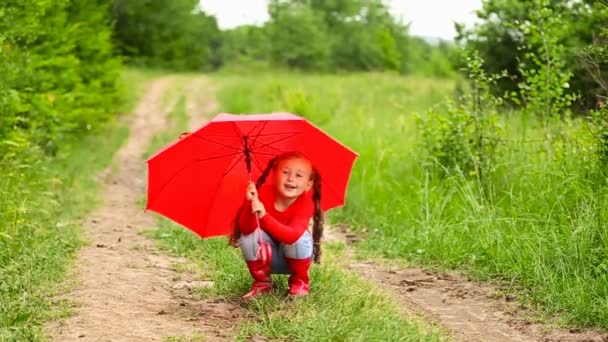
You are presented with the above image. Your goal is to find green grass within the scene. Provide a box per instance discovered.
[209,71,608,329]
[0,123,129,340]
[0,67,156,340]
[119,67,169,114]
[148,219,446,341]
[143,95,189,160]
[144,75,448,341]
[141,72,203,160]
[164,334,206,342]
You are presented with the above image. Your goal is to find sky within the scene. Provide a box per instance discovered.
[198,0,483,40]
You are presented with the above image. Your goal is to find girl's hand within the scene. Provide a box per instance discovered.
[251,197,266,218]
[246,181,258,201]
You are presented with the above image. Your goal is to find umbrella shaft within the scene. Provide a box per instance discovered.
[248,172,263,244]
[243,136,252,173]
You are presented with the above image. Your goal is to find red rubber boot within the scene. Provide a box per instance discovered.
[286,257,311,297]
[241,241,272,300]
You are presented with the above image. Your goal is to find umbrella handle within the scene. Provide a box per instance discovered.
[255,215,262,244]
[244,138,262,243]
[253,208,269,266]
[248,173,263,245]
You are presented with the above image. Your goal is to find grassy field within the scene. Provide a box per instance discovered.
[9,67,602,340]
[0,124,129,340]
[151,220,446,341]
[143,74,448,341]
[0,69,154,340]
[209,71,608,328]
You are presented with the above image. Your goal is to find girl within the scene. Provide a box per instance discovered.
[232,151,324,300]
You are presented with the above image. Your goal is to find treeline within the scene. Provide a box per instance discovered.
[112,0,457,76]
[221,0,454,75]
[0,0,458,158]
[1,0,607,157]
[112,0,607,110]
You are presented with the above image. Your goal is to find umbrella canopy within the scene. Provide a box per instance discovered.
[146,112,358,238]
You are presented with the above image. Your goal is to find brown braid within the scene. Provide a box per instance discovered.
[256,156,278,188]
[311,169,324,264]
[231,206,243,243]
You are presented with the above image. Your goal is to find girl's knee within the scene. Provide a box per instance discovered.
[239,230,274,261]
[282,231,313,259]
[238,232,259,261]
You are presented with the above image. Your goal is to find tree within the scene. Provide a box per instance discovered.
[111,0,221,70]
[267,1,332,70]
[220,25,271,68]
[457,0,608,111]
[266,0,409,71]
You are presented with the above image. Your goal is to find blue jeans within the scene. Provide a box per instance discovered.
[239,230,313,274]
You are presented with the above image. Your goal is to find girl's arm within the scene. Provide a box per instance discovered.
[237,200,258,235]
[237,182,263,235]
[259,202,314,244]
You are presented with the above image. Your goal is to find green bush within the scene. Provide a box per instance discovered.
[0,1,125,338]
[0,0,121,156]
[416,51,503,197]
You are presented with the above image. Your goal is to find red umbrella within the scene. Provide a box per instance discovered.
[145,112,358,238]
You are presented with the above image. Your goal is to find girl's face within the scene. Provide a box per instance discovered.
[274,157,313,200]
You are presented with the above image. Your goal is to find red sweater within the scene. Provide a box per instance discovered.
[238,183,314,244]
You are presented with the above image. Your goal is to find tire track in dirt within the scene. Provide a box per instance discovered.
[171,76,249,340]
[185,76,219,131]
[326,226,608,342]
[47,77,238,341]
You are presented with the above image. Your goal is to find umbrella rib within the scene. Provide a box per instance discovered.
[194,133,247,138]
[230,122,246,143]
[250,152,267,178]
[247,130,305,181]
[192,151,243,233]
[247,123,306,152]
[248,131,302,138]
[229,122,252,165]
[249,150,279,157]
[251,132,300,153]
[199,130,299,139]
[247,120,268,139]
[243,118,273,177]
[222,153,246,177]
[148,151,243,208]
[190,133,241,152]
[194,150,244,163]
[248,121,269,154]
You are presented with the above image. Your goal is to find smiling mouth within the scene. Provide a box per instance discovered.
[284,184,296,190]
